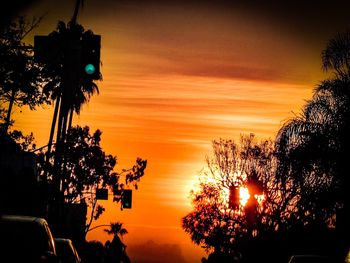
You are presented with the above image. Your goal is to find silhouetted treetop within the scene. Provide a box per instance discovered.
[322,30,350,78]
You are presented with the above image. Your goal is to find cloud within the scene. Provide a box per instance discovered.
[127,240,187,263]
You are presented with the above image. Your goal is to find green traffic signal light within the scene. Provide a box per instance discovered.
[85,63,95,75]
[81,34,101,80]
[122,189,132,209]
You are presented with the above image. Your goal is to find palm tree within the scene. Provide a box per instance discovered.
[276,31,350,258]
[39,1,101,235]
[104,222,130,263]
[275,78,347,216]
[104,222,128,239]
[43,20,100,149]
[67,69,99,129]
[42,20,100,179]
[322,31,350,78]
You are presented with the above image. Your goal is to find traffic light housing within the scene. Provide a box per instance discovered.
[81,33,101,80]
[122,189,132,209]
[96,188,108,200]
[34,35,64,66]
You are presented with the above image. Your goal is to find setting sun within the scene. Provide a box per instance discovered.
[225,186,251,208]
[239,187,250,207]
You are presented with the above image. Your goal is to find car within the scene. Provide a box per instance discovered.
[0,214,58,262]
[54,238,81,263]
[288,254,334,263]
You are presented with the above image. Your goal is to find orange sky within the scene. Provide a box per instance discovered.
[9,0,350,262]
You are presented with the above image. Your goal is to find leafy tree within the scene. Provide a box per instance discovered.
[0,128,44,217]
[6,129,36,151]
[37,125,147,233]
[183,134,342,262]
[0,16,47,134]
[182,135,305,262]
[0,107,12,134]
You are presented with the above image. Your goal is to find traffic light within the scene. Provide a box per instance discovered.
[229,186,240,209]
[81,33,101,80]
[122,189,132,209]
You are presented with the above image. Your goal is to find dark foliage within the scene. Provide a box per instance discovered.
[0,16,48,134]
[36,125,147,233]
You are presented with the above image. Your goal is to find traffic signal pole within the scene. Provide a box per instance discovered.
[50,30,81,235]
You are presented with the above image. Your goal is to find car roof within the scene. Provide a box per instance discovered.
[288,255,332,263]
[0,214,47,224]
[55,238,72,242]
[55,238,74,245]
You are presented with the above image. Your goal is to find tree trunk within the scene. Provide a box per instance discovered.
[46,95,61,164]
[85,195,97,235]
[3,88,16,134]
[68,107,74,132]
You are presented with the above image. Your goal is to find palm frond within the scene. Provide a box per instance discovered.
[321,31,350,77]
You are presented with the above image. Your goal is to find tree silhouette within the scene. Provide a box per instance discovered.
[182,135,309,262]
[41,20,100,124]
[33,17,104,236]
[320,33,350,227]
[39,20,100,173]
[322,31,350,78]
[104,222,128,238]
[276,78,348,219]
[276,30,350,259]
[81,240,106,263]
[0,16,47,134]
[36,125,147,234]
[104,222,131,263]
[183,131,345,262]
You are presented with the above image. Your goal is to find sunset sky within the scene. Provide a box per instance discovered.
[8,0,350,262]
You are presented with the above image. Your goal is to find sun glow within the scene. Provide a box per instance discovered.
[223,186,251,208]
[239,187,250,207]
